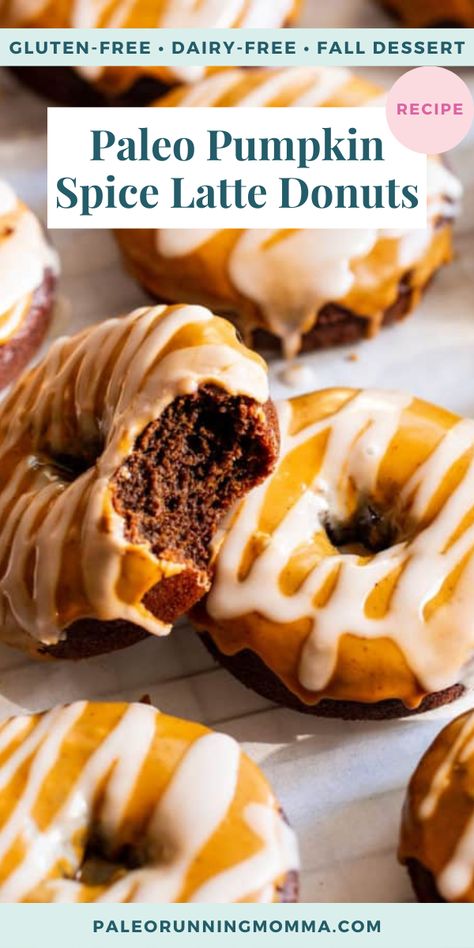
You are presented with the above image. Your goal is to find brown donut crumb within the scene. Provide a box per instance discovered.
[42,386,279,659]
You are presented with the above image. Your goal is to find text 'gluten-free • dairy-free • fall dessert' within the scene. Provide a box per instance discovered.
[0,701,299,902]
[400,709,474,902]
[0,304,279,658]
[116,67,461,359]
[192,388,474,719]
[0,179,58,388]
[0,0,301,104]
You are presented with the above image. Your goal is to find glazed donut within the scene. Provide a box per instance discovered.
[0,303,279,659]
[116,67,461,358]
[3,0,300,105]
[192,388,474,719]
[399,709,474,902]
[0,701,299,902]
[379,0,474,26]
[0,180,58,388]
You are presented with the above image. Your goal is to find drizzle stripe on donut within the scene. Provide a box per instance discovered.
[0,702,298,902]
[200,389,474,706]
[0,304,269,652]
[400,710,474,901]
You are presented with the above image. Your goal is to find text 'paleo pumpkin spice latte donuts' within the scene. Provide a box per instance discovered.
[399,709,474,902]
[0,701,299,902]
[0,180,58,388]
[380,0,474,27]
[2,0,301,105]
[116,67,462,358]
[0,304,279,659]
[192,388,474,719]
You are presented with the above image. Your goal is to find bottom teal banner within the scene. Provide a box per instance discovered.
[0,904,472,948]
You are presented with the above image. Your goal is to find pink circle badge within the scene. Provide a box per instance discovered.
[386,66,474,154]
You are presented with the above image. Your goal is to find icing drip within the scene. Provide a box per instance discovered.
[0,304,269,650]
[228,230,378,358]
[154,68,461,356]
[204,389,474,700]
[0,181,58,344]
[0,702,298,902]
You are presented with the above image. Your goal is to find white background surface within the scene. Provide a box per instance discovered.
[0,0,474,903]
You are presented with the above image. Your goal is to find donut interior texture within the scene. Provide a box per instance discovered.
[0,304,278,659]
[111,383,279,626]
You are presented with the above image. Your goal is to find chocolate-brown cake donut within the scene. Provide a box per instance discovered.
[3,0,301,105]
[0,303,279,659]
[191,388,474,719]
[380,0,474,26]
[0,180,58,388]
[399,709,474,901]
[0,701,299,901]
[116,67,461,358]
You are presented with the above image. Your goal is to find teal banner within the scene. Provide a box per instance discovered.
[0,903,473,947]
[0,28,473,68]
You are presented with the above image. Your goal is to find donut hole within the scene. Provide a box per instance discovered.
[112,384,277,622]
[47,453,91,481]
[324,500,401,555]
[75,834,147,888]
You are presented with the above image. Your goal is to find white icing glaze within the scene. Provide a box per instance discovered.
[190,802,300,903]
[155,69,460,355]
[0,181,58,344]
[0,703,298,902]
[418,712,474,901]
[228,230,378,358]
[206,390,474,696]
[0,304,269,650]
